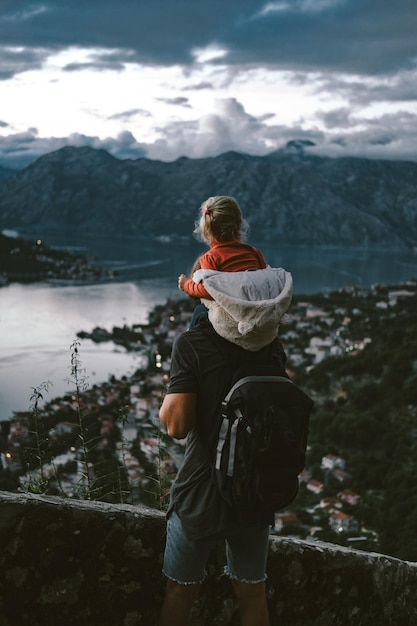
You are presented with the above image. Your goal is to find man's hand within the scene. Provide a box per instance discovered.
[159,392,197,439]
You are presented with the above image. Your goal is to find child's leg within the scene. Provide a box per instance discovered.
[189,303,208,329]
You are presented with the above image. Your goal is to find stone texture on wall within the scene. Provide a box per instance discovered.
[0,491,416,626]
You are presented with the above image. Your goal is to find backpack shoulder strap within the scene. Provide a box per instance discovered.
[224,375,293,402]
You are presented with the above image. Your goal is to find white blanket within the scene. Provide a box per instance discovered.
[192,267,293,351]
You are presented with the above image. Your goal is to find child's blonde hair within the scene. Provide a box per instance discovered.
[194,196,249,244]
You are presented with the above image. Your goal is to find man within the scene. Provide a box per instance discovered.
[158,319,287,626]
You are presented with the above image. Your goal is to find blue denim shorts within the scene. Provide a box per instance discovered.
[162,511,270,585]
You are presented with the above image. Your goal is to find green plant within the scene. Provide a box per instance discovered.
[65,340,133,504]
[29,381,51,483]
[154,422,171,512]
[114,404,133,504]
[20,381,66,497]
[66,339,94,498]
[139,381,174,512]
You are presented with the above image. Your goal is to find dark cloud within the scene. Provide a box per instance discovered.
[62,49,138,73]
[63,61,125,72]
[311,110,417,162]
[0,0,415,80]
[157,97,191,107]
[1,0,416,170]
[0,1,262,77]
[0,45,49,80]
[316,108,355,129]
[107,109,152,121]
[228,0,417,75]
[258,113,276,123]
[315,70,417,107]
[1,2,415,167]
[183,82,214,91]
[333,110,417,162]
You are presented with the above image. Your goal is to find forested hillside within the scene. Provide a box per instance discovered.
[282,283,417,560]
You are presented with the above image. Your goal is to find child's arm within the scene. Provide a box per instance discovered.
[178,274,213,299]
[178,254,214,299]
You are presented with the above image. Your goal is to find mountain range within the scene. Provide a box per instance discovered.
[0,142,416,247]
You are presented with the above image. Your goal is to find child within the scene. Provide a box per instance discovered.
[178,196,267,299]
[179,196,293,350]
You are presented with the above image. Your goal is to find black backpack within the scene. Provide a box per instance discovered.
[205,327,314,513]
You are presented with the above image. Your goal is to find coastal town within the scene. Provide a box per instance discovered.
[0,232,115,284]
[1,277,416,558]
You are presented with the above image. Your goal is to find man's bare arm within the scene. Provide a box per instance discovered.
[159,392,197,439]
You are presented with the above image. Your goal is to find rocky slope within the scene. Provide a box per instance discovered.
[0,143,416,247]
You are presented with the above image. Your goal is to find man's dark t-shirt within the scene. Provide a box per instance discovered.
[165,321,287,540]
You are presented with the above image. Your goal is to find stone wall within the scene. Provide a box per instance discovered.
[0,492,416,626]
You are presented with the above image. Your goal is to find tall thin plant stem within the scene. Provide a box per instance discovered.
[117,405,132,504]
[29,382,51,485]
[67,339,92,499]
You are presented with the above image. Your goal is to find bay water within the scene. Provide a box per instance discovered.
[1,232,417,419]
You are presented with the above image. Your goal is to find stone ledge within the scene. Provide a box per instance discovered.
[0,491,416,625]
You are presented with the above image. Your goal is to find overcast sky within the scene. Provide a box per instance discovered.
[1,0,417,169]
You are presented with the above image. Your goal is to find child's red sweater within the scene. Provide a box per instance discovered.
[182,240,267,299]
